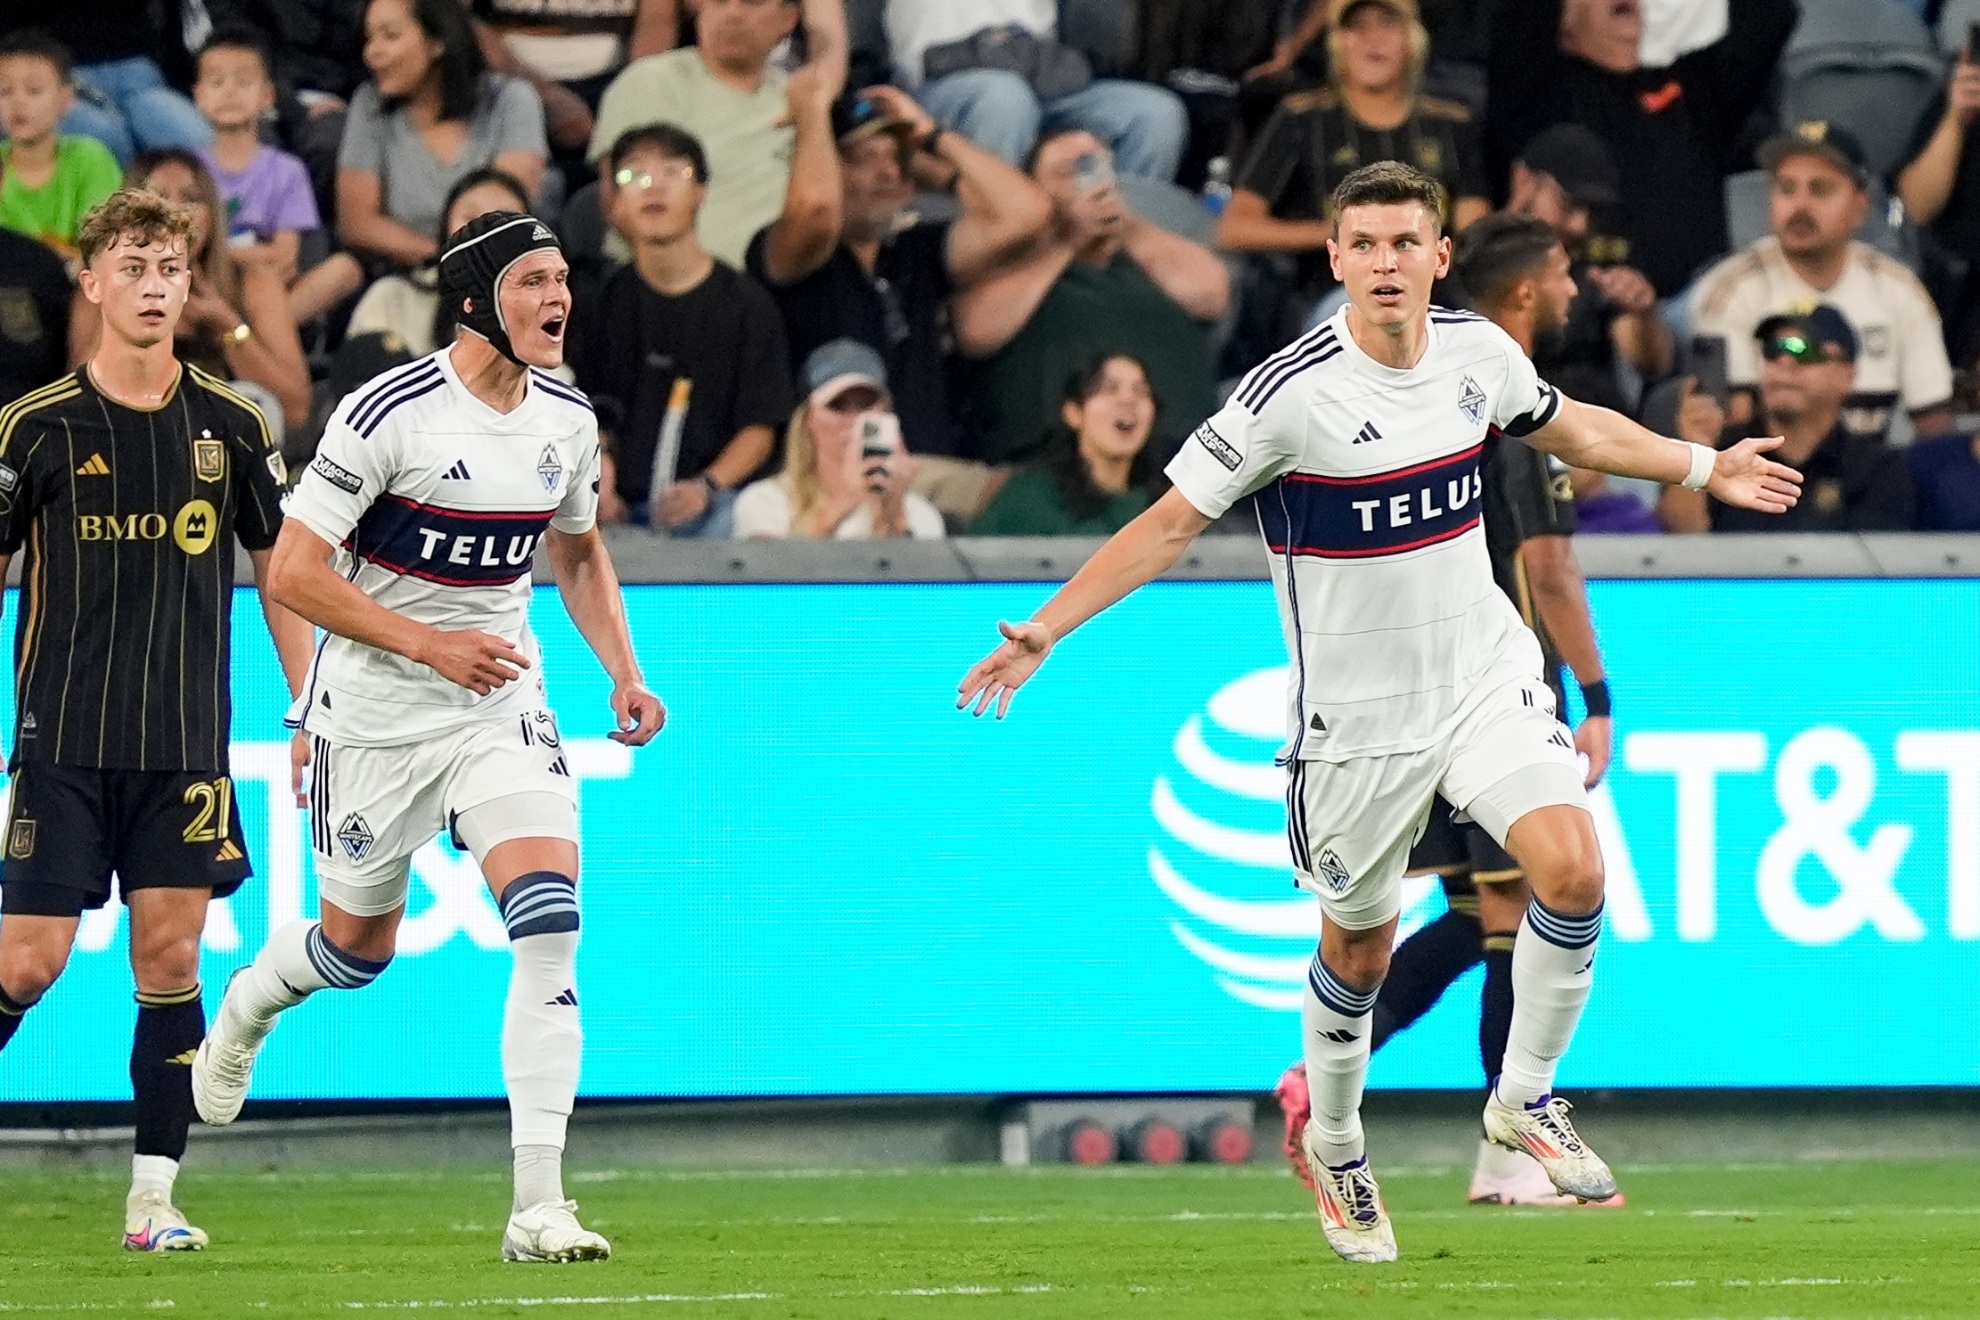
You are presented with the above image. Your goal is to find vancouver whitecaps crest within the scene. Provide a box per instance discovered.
[1150,667,1438,1010]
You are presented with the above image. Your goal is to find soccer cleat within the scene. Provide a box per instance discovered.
[191,976,269,1126]
[1467,1138,1625,1207]
[123,1192,209,1252]
[1481,1090,1618,1203]
[502,1200,612,1263]
[1275,1061,1316,1193]
[1299,1124,1398,1263]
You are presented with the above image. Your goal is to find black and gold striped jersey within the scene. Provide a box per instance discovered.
[0,364,286,772]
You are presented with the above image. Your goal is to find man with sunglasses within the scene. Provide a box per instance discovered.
[1671,306,1915,533]
[569,122,793,535]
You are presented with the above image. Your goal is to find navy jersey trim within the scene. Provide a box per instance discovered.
[346,494,555,587]
[346,360,442,434]
[1236,325,1341,413]
[530,370,594,412]
[354,375,447,439]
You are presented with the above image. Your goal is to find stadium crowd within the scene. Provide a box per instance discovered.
[5,0,1980,537]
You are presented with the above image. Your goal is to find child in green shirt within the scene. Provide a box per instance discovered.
[0,32,122,263]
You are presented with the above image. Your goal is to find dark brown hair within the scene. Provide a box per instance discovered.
[1327,160,1448,234]
[1452,212,1562,309]
[75,188,197,269]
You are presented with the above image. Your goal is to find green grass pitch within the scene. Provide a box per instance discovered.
[4,1159,1980,1317]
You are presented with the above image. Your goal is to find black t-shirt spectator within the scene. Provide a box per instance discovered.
[1485,0,1797,297]
[1237,89,1487,289]
[1536,263,1630,414]
[0,229,69,408]
[1711,418,1916,532]
[745,219,961,458]
[569,262,793,508]
[8,0,177,69]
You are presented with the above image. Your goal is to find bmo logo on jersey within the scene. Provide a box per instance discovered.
[1262,443,1483,559]
[348,494,554,587]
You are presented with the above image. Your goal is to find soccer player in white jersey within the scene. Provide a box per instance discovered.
[191,211,665,1263]
[959,162,1801,1264]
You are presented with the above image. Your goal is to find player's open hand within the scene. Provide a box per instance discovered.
[957,620,1054,720]
[421,629,530,695]
[1576,715,1612,789]
[291,729,312,807]
[610,680,665,746]
[1706,435,1803,513]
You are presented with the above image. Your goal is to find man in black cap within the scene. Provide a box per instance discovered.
[1670,305,1916,532]
[1692,121,1955,441]
[1507,124,1672,410]
[747,83,1048,517]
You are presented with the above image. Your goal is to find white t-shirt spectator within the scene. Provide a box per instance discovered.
[732,477,946,540]
[885,0,1056,87]
[1639,0,1727,68]
[1689,237,1955,439]
[339,76,548,241]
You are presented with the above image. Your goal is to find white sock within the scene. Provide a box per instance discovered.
[1300,952,1379,1167]
[129,1154,178,1203]
[499,874,582,1174]
[513,1144,564,1211]
[1496,899,1603,1108]
[224,921,391,1044]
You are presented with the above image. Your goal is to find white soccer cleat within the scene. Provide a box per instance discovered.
[1467,1138,1625,1207]
[191,982,269,1127]
[1298,1124,1398,1263]
[123,1191,209,1252]
[1481,1090,1618,1203]
[502,1200,612,1263]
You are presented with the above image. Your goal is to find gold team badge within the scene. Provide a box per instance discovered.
[8,819,35,859]
[174,499,218,555]
[193,434,227,483]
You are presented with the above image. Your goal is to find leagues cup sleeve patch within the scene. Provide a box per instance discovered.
[266,451,288,486]
[0,463,18,492]
[310,454,363,495]
[1192,421,1242,472]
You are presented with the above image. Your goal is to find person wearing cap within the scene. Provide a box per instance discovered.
[571,122,793,536]
[733,337,945,539]
[1483,0,1796,300]
[587,0,848,269]
[1667,306,1916,533]
[1219,0,1488,305]
[745,81,1048,516]
[1691,120,1955,442]
[1506,123,1672,403]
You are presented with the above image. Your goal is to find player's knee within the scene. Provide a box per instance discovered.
[499,871,580,942]
[1530,839,1604,915]
[1325,939,1390,992]
[130,928,202,992]
[0,931,72,1002]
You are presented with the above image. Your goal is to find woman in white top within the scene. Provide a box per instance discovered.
[733,339,946,540]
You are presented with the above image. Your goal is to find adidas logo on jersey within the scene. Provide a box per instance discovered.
[1352,421,1382,445]
[441,459,472,480]
[75,453,110,476]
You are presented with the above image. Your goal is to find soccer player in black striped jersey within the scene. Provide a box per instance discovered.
[0,190,315,1251]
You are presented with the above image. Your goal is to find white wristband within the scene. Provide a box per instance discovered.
[1680,441,1716,491]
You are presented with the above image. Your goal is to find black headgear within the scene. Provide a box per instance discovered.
[438,210,563,364]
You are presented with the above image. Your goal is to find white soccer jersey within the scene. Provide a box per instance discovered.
[284,349,602,746]
[1166,306,1561,763]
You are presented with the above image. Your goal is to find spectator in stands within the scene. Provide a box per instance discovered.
[573,123,793,534]
[733,338,946,539]
[471,0,683,163]
[0,152,69,406]
[590,0,847,269]
[953,129,1227,470]
[1692,122,1955,441]
[6,2,212,163]
[345,166,530,354]
[1504,124,1672,409]
[72,149,313,434]
[0,32,121,262]
[1484,0,1796,299]
[338,0,548,270]
[884,0,1187,180]
[1566,463,1663,533]
[1896,35,1980,377]
[1219,0,1488,303]
[970,354,1157,535]
[747,84,1048,506]
[194,31,364,323]
[1909,429,1980,531]
[1667,307,1916,533]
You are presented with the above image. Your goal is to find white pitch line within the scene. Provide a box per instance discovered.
[341,1284,1055,1310]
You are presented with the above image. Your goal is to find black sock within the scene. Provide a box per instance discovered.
[0,983,32,1053]
[1370,908,1483,1052]
[1478,933,1517,1083]
[131,986,204,1161]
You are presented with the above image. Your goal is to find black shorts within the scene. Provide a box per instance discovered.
[1407,793,1522,884]
[0,764,252,918]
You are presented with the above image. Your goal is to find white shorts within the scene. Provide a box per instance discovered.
[309,708,579,917]
[1287,674,1588,931]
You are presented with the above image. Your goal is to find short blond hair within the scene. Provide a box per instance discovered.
[76,188,195,269]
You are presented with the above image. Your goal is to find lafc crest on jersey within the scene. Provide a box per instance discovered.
[194,432,227,483]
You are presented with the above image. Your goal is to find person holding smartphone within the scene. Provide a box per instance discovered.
[731,338,945,539]
[1896,22,1980,381]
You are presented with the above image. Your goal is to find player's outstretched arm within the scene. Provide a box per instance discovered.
[1525,395,1803,514]
[958,489,1212,719]
[266,520,531,696]
[542,526,664,747]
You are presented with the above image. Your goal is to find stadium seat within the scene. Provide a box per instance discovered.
[1778,0,1945,180]
[1722,169,1923,273]
[1938,0,1980,55]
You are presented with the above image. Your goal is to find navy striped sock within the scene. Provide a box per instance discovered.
[500,872,580,940]
[1498,899,1604,1107]
[1524,898,1604,949]
[304,924,392,990]
[1307,953,1378,1017]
